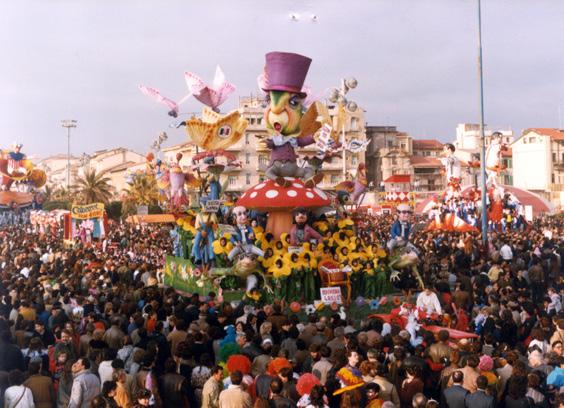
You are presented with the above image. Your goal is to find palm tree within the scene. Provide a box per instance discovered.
[73,168,113,205]
[52,186,72,202]
[42,185,54,202]
[121,172,160,216]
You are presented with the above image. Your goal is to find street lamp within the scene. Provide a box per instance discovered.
[477,0,488,245]
[151,131,168,157]
[328,78,359,178]
[61,119,77,189]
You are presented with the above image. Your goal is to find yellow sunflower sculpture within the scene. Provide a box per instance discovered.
[269,256,292,279]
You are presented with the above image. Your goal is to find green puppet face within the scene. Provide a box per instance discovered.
[264,90,305,136]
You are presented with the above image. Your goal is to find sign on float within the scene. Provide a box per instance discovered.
[320,287,343,304]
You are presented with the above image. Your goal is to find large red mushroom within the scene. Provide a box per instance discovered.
[237,178,330,238]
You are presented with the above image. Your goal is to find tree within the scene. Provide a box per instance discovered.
[73,168,113,205]
[121,173,160,216]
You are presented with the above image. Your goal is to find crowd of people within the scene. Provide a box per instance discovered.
[0,210,564,408]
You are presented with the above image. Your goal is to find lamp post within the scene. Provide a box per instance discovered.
[61,120,77,189]
[328,78,359,179]
[151,131,168,158]
[477,0,488,245]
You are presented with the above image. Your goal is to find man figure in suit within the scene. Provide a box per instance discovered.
[464,375,495,408]
[228,206,264,261]
[444,370,468,408]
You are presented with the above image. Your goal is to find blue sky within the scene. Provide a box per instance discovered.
[1,0,563,158]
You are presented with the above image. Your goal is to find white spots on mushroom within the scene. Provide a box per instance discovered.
[250,191,258,198]
[265,190,279,198]
[254,183,266,190]
[287,190,298,197]
[240,192,247,199]
[292,183,304,189]
[306,191,315,199]
[314,188,327,200]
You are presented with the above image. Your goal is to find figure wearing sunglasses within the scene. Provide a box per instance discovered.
[389,203,413,250]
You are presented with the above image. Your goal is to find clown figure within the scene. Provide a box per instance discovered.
[228,206,264,261]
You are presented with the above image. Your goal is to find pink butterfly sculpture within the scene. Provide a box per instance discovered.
[185,65,235,112]
[138,85,189,118]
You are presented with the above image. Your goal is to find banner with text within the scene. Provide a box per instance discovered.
[71,203,105,220]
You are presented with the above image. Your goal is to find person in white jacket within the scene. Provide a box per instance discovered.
[416,288,442,316]
[4,370,35,408]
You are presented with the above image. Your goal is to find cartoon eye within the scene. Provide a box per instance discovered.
[289,95,302,108]
[218,125,232,138]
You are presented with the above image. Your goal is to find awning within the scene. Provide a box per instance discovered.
[126,214,176,224]
[384,174,411,183]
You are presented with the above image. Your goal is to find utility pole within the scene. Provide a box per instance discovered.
[477,0,488,246]
[61,120,77,189]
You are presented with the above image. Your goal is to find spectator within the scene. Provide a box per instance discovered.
[218,370,252,408]
[202,365,223,408]
[24,361,55,408]
[68,357,101,408]
[4,369,35,408]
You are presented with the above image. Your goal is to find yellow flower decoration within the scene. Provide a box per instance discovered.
[284,252,304,269]
[299,250,317,269]
[212,240,224,255]
[349,256,362,273]
[176,218,184,226]
[375,247,387,258]
[260,256,274,269]
[272,240,286,255]
[332,232,349,248]
[182,223,196,235]
[337,218,354,229]
[270,256,292,279]
[280,233,290,248]
[253,226,264,235]
[314,221,329,233]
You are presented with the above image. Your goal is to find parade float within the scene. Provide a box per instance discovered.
[419,133,551,231]
[64,203,108,243]
[0,143,46,210]
[138,51,396,307]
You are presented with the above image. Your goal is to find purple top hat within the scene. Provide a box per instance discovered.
[263,51,312,95]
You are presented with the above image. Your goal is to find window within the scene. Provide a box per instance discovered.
[331,175,340,184]
[259,155,268,166]
[250,118,255,125]
[245,134,249,145]
[351,117,359,131]
[400,143,406,151]
[257,118,262,125]
[352,154,358,166]
[245,153,250,164]
[553,153,557,162]
[246,173,251,185]
[529,137,537,143]
[387,141,394,148]
[391,158,397,165]
[562,153,564,162]
[228,176,237,186]
[552,173,555,184]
